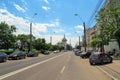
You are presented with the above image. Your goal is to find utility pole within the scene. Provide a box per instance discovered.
[30,22,32,52]
[74,14,87,52]
[29,13,37,52]
[83,22,86,52]
[79,36,81,51]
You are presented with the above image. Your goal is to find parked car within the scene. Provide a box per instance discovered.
[74,50,82,56]
[27,52,38,57]
[8,51,26,60]
[43,51,50,55]
[54,50,59,53]
[89,52,113,65]
[0,52,8,62]
[79,51,91,58]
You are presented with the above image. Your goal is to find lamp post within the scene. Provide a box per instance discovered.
[74,14,86,51]
[29,13,37,52]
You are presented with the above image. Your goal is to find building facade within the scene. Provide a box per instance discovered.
[57,35,72,50]
[85,25,98,48]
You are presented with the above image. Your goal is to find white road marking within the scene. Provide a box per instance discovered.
[60,66,66,74]
[0,53,66,80]
[96,66,118,80]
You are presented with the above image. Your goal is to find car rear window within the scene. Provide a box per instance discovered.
[91,54,98,58]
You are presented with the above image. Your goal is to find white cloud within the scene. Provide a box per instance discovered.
[42,6,50,11]
[75,25,84,30]
[13,3,26,12]
[65,33,71,36]
[0,9,59,37]
[0,9,79,47]
[53,29,65,33]
[43,0,49,4]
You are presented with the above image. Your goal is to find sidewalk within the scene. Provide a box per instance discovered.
[98,60,120,80]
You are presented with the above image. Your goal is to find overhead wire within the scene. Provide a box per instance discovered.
[86,0,106,28]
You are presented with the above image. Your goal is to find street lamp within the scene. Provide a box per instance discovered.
[74,14,87,51]
[29,13,37,52]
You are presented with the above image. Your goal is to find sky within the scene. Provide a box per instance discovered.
[0,0,105,47]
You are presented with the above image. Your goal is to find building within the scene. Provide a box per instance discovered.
[104,0,120,8]
[57,35,72,50]
[85,25,98,48]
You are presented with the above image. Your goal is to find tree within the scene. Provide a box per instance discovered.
[0,22,16,49]
[114,28,120,48]
[16,34,35,50]
[90,34,101,47]
[96,0,120,48]
[32,38,45,50]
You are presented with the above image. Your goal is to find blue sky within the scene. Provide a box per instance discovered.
[0,0,105,47]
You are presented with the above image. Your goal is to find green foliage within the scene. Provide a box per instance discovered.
[0,49,14,55]
[0,22,16,49]
[90,34,101,47]
[50,45,59,51]
[32,49,41,53]
[95,0,120,48]
[114,28,120,48]
[0,21,64,51]
[32,38,46,50]
[17,34,30,50]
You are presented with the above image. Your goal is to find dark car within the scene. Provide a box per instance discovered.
[89,52,113,65]
[74,50,82,56]
[27,52,38,57]
[8,51,26,60]
[79,51,91,58]
[0,52,8,62]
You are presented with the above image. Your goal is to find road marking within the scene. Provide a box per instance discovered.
[96,66,118,80]
[0,53,66,80]
[60,66,66,74]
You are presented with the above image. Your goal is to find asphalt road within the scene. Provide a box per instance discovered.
[0,51,113,80]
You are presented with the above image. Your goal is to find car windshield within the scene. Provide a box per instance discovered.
[81,52,87,54]
[0,52,6,56]
[11,51,21,55]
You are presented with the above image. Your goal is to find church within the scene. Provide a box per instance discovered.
[57,35,72,50]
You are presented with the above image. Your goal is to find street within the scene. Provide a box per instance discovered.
[0,51,119,80]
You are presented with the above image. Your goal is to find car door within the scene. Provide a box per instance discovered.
[103,54,110,62]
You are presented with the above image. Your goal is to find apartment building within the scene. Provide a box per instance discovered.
[86,25,98,47]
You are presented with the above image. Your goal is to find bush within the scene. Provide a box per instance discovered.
[32,49,41,53]
[0,49,14,55]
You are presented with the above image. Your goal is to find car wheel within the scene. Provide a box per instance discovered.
[90,62,93,65]
[81,56,84,58]
[24,56,26,59]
